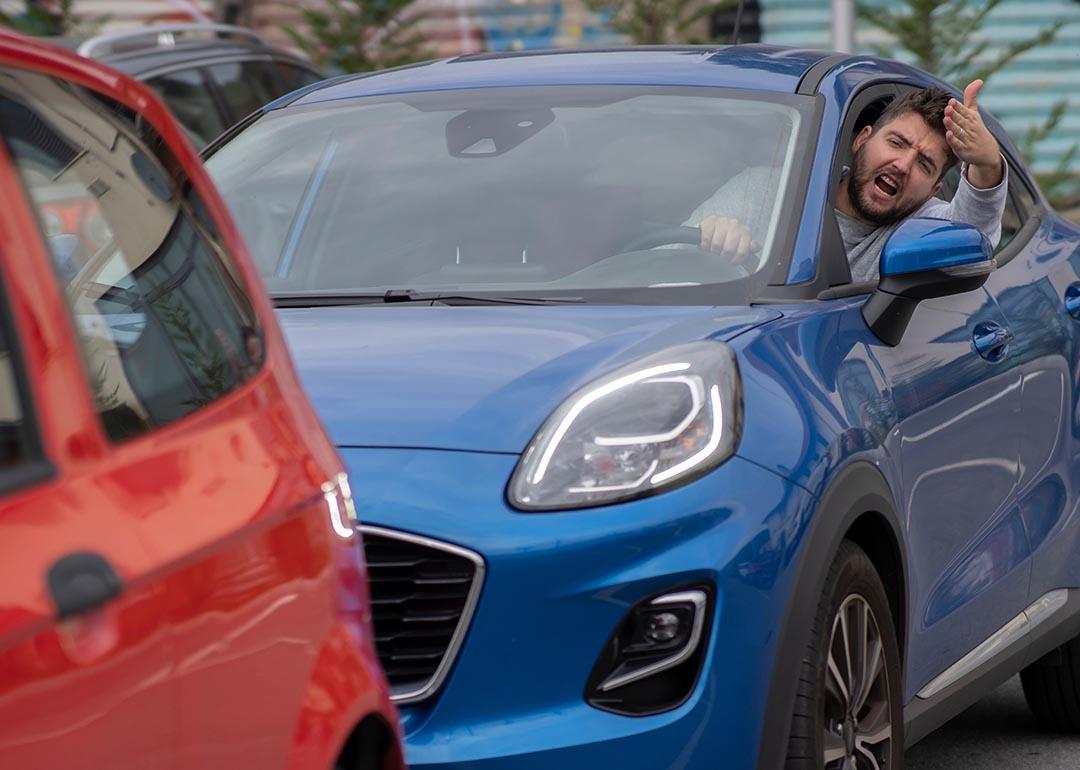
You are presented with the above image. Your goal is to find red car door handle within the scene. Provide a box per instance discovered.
[47,552,124,619]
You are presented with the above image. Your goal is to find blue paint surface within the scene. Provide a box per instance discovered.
[880,218,993,277]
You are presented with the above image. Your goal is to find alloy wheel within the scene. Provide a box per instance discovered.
[822,594,893,770]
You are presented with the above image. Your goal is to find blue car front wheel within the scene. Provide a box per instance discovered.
[786,540,903,770]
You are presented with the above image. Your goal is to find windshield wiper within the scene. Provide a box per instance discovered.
[273,289,584,308]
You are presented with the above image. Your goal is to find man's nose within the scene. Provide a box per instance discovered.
[893,151,916,174]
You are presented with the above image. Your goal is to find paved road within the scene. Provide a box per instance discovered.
[906,676,1080,769]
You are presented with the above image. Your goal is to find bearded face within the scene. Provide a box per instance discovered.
[846,112,948,227]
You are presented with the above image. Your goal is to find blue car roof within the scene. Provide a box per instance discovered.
[284,45,841,108]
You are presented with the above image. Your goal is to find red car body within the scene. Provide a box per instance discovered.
[0,32,403,770]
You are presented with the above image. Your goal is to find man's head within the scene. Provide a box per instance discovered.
[846,88,959,227]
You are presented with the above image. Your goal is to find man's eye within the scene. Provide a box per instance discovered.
[888,138,902,147]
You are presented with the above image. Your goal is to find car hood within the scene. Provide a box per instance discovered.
[277,304,780,453]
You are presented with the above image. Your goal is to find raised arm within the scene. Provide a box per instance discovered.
[920,80,1008,246]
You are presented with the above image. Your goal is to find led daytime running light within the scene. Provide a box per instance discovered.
[530,362,691,484]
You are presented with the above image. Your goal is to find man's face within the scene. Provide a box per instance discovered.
[847,112,948,227]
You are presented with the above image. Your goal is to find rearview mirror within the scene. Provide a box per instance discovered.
[862,218,994,346]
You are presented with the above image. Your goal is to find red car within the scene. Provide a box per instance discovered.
[0,31,403,770]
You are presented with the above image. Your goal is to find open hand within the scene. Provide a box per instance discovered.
[944,80,1003,187]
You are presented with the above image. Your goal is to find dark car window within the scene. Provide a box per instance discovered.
[0,68,263,442]
[0,290,33,470]
[996,157,1034,252]
[145,68,227,150]
[274,61,323,93]
[1011,169,1039,217]
[207,60,279,122]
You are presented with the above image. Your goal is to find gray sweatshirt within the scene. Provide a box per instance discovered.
[683,162,1009,283]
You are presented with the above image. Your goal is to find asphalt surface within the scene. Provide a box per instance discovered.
[905,676,1080,769]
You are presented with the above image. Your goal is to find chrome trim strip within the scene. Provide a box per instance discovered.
[597,589,708,692]
[359,525,485,705]
[917,588,1070,700]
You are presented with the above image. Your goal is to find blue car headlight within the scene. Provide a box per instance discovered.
[509,340,743,510]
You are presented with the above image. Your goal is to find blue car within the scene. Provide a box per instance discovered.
[206,45,1080,770]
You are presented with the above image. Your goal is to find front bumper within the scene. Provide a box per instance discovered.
[343,446,815,769]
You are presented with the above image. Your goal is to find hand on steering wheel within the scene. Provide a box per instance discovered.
[614,222,757,279]
[699,216,761,270]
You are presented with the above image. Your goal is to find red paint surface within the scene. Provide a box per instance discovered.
[0,31,401,770]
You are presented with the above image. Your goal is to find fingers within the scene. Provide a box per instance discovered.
[946,100,981,136]
[720,226,743,258]
[700,215,719,251]
[963,79,983,109]
[945,129,964,155]
[699,216,759,263]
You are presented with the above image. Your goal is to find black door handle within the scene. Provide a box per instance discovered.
[47,552,123,619]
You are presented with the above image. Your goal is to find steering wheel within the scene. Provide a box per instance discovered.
[617,225,702,253]
[615,224,753,279]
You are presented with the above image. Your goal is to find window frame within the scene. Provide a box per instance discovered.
[812,80,1046,294]
[986,147,1045,269]
[813,81,911,293]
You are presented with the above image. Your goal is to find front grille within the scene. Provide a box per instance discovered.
[360,526,484,703]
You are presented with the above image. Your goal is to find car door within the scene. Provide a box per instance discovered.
[980,153,1080,607]
[868,287,1028,701]
[0,70,177,770]
[824,77,1030,701]
[0,62,354,769]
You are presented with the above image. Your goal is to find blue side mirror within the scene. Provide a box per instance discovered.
[863,218,995,346]
[879,218,993,278]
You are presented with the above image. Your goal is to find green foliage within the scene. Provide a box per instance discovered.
[153,293,234,407]
[856,0,1065,84]
[0,0,108,36]
[1019,98,1080,209]
[281,0,430,74]
[583,0,735,45]
[856,0,1079,209]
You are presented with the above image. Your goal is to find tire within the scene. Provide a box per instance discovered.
[1020,637,1080,731]
[785,539,904,770]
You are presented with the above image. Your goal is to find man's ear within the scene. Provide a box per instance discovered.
[852,125,873,153]
[931,181,942,198]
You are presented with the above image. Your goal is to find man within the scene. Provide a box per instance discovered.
[688,80,1007,282]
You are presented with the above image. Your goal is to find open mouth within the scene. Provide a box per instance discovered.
[874,174,899,198]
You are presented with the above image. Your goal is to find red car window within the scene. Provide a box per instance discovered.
[0,71,264,442]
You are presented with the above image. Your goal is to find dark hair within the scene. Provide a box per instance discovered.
[871,88,958,178]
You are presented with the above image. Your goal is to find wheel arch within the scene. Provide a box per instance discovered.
[756,460,906,770]
[335,713,403,770]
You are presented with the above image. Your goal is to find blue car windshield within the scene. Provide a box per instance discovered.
[207,86,814,303]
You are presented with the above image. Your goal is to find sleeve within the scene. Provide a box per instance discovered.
[917,155,1009,248]
[681,166,781,244]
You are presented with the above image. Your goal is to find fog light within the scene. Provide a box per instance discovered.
[644,611,680,643]
[586,586,713,716]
